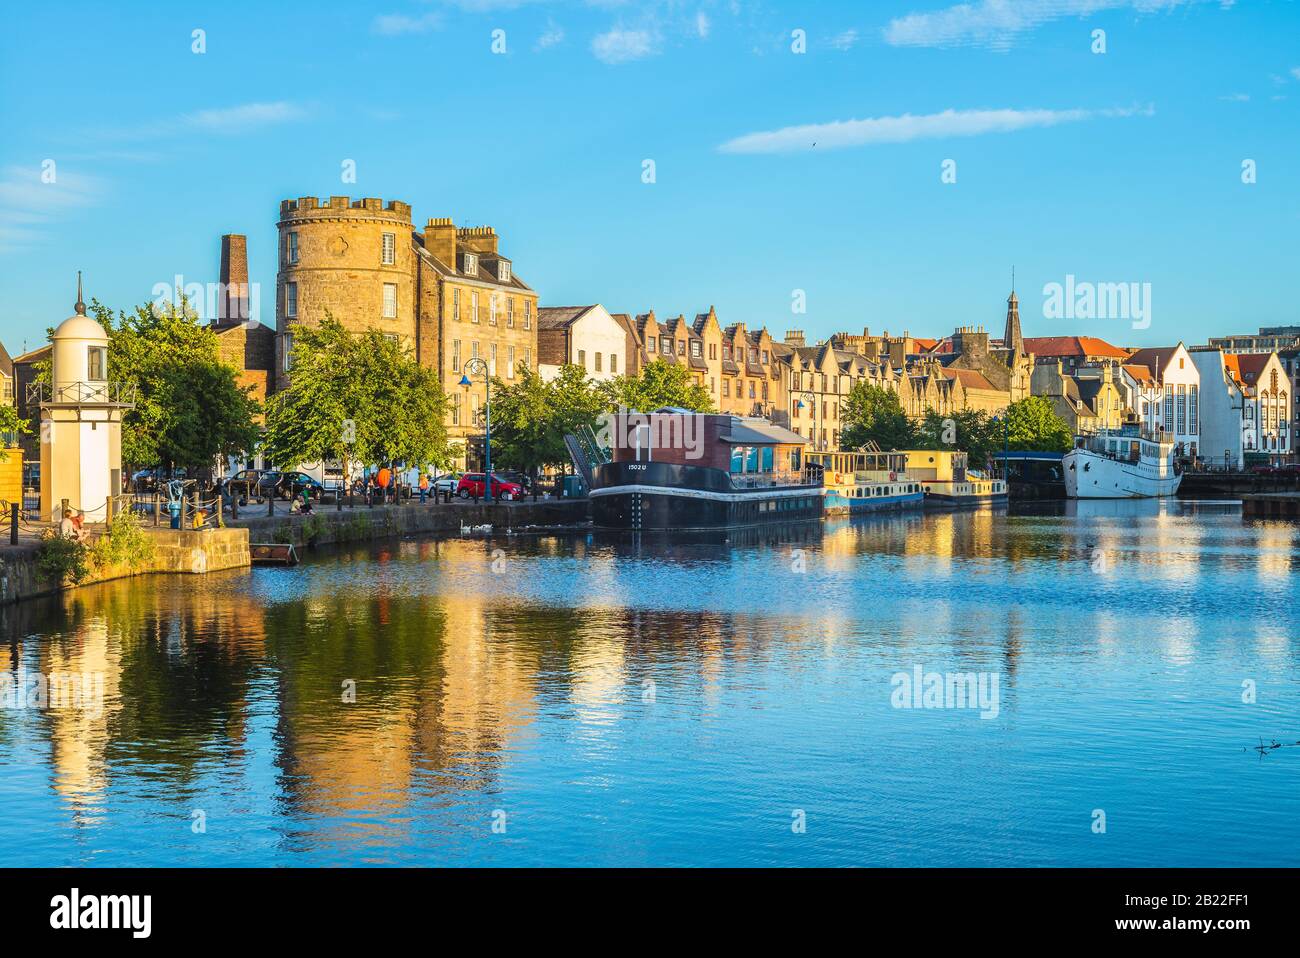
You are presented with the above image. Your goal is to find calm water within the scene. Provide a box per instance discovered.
[2,501,1299,867]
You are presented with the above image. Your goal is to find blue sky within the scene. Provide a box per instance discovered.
[1,0,1297,356]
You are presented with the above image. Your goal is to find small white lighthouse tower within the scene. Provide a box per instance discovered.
[38,274,133,522]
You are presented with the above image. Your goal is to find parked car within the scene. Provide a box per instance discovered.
[267,471,325,500]
[432,473,461,495]
[131,467,186,493]
[496,470,534,493]
[456,472,524,500]
[226,468,264,503]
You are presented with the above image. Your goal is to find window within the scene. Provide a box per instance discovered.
[490,343,497,376]
[472,340,480,360]
[578,349,586,368]
[524,347,531,368]
[661,337,671,353]
[283,333,294,372]
[749,382,756,399]
[723,380,730,397]
[453,288,461,321]
[524,301,531,329]
[451,393,461,426]
[285,282,298,318]
[508,345,516,378]
[610,354,617,374]
[723,345,731,360]
[709,344,717,360]
[1177,384,1187,434]
[382,232,395,265]
[452,339,461,373]
[489,295,497,326]
[762,350,769,364]
[499,262,511,283]
[677,340,685,356]
[382,283,397,318]
[1189,385,1199,435]
[471,292,480,324]
[463,253,477,275]
[87,346,107,381]
[690,341,702,358]
[2,379,11,401]
[287,232,299,265]
[749,348,758,364]
[594,353,602,373]
[647,338,656,354]
[507,299,514,328]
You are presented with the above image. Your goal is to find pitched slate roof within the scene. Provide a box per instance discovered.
[537,305,596,330]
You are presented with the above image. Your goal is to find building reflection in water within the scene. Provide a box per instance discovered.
[1,501,1295,863]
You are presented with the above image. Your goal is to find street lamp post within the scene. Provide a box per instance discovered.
[459,358,492,503]
[794,390,817,450]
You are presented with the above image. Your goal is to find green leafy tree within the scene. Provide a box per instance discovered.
[78,297,261,473]
[488,363,606,476]
[0,405,30,461]
[262,317,452,476]
[839,383,917,450]
[601,359,715,413]
[1004,396,1074,452]
[914,407,1001,466]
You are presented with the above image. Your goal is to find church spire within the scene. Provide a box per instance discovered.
[74,270,86,316]
[1003,271,1022,355]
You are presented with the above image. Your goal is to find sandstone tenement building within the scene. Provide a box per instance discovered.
[275,196,538,464]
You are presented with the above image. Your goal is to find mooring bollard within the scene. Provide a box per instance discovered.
[9,505,18,545]
[267,491,274,517]
[154,494,161,527]
[231,492,239,521]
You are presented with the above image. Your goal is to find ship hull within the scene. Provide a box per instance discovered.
[590,461,823,531]
[1063,448,1182,499]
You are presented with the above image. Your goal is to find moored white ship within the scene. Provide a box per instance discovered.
[1063,428,1182,499]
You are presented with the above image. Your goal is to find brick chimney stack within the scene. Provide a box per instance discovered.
[218,233,249,327]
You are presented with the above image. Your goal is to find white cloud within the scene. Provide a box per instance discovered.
[718,105,1153,154]
[1218,93,1249,102]
[537,21,565,49]
[885,0,1197,50]
[831,29,859,50]
[1291,67,1300,80]
[696,12,711,38]
[183,102,307,133]
[372,12,443,35]
[591,27,657,64]
[0,164,102,253]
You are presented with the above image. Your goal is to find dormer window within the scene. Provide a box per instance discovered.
[463,253,477,275]
[498,261,511,283]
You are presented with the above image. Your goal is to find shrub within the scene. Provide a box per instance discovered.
[89,509,155,572]
[36,532,91,585]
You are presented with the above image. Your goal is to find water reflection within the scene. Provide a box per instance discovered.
[2,501,1299,866]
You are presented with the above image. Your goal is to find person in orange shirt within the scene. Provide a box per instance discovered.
[418,471,429,503]
[376,466,391,503]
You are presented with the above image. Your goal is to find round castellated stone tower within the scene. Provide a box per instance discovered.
[276,196,414,384]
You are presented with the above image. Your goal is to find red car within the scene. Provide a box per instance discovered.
[456,472,524,500]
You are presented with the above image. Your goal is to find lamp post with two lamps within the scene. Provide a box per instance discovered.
[459,357,493,503]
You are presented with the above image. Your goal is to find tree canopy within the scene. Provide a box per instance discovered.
[83,297,261,472]
[839,382,918,450]
[487,363,608,474]
[1003,396,1074,452]
[600,359,714,413]
[261,317,452,473]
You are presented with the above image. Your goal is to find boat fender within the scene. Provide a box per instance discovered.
[889,472,897,482]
